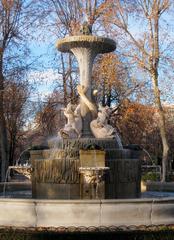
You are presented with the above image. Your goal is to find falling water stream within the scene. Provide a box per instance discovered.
[2,167,11,197]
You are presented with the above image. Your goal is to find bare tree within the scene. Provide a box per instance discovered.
[34,91,64,138]
[93,53,142,107]
[0,0,37,181]
[4,80,29,165]
[107,0,173,181]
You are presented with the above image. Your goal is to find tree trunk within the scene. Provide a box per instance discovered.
[61,53,67,106]
[150,10,169,182]
[0,55,9,182]
[9,132,16,166]
[152,71,169,182]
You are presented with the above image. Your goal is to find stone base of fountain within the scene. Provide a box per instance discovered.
[0,182,31,198]
[48,137,122,150]
[0,198,174,229]
[30,138,141,199]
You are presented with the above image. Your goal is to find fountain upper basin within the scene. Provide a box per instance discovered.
[56,35,116,53]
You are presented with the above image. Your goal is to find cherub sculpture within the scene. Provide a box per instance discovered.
[59,103,82,139]
[89,105,121,146]
[90,105,116,139]
[90,104,123,147]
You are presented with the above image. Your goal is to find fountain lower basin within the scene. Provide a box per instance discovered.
[0,198,174,230]
[1,172,174,230]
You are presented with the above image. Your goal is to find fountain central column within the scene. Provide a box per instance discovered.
[57,35,116,137]
[71,48,96,137]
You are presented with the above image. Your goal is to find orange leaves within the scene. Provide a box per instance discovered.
[117,101,156,144]
[94,53,121,84]
[1,0,14,10]
[94,52,127,91]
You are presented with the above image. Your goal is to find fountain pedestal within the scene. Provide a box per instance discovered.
[30,139,141,199]
[57,36,116,137]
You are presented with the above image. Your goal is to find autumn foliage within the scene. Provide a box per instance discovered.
[116,100,156,145]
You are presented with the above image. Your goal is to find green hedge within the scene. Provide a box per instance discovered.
[142,172,160,182]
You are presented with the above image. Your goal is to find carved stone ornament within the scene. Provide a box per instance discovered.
[59,103,82,139]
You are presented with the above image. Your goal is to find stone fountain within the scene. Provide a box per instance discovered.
[0,24,174,235]
[30,24,141,200]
